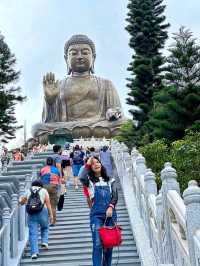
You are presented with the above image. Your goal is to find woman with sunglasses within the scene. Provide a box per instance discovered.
[79,156,118,266]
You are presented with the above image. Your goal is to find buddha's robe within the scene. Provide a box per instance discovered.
[42,75,122,125]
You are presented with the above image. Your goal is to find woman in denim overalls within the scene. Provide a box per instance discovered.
[79,156,118,266]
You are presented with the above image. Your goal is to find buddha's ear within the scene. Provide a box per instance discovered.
[64,55,72,75]
[90,64,95,74]
[90,56,95,74]
[67,66,72,75]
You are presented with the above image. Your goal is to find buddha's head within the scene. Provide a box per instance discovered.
[64,34,96,75]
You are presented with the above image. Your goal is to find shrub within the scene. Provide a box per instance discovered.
[139,140,169,190]
[139,132,200,193]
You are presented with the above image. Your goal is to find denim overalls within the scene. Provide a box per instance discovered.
[90,179,117,266]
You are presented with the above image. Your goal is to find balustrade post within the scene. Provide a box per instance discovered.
[123,152,132,187]
[135,155,146,216]
[2,208,11,266]
[25,174,32,190]
[161,162,180,264]
[183,180,200,266]
[115,149,122,178]
[156,192,164,264]
[18,182,26,241]
[144,168,157,195]
[11,194,18,258]
[136,155,146,177]
[32,165,37,180]
[119,145,125,179]
[144,169,157,246]
[131,147,139,164]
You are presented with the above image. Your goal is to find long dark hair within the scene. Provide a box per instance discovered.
[32,179,43,188]
[88,156,110,183]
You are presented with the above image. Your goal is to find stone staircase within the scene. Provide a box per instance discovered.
[20,186,141,266]
[17,151,141,266]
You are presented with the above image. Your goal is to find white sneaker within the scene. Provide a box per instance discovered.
[41,243,48,249]
[31,254,38,259]
[75,185,79,190]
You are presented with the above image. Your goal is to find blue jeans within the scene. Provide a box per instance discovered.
[28,207,49,255]
[90,216,113,266]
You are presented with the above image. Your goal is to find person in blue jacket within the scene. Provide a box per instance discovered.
[79,156,118,266]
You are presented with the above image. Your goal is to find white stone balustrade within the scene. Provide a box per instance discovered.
[0,164,35,266]
[111,139,200,266]
[73,137,110,149]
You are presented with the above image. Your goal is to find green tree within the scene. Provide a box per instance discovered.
[125,0,169,143]
[115,120,136,149]
[0,33,25,143]
[147,27,200,141]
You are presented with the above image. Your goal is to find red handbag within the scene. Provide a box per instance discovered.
[99,219,122,248]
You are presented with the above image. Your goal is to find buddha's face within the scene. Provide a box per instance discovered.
[67,44,94,73]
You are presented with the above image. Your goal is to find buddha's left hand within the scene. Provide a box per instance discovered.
[106,207,113,218]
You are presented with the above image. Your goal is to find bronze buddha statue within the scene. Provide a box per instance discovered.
[32,34,125,143]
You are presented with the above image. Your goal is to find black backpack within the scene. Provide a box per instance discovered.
[26,188,44,215]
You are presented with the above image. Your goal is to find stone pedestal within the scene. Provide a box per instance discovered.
[32,119,123,144]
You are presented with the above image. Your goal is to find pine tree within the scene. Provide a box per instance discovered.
[147,27,200,141]
[0,33,25,143]
[125,0,169,143]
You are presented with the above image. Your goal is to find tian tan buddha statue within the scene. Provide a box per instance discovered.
[32,34,126,143]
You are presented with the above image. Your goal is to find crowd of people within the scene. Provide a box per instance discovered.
[18,142,118,266]
[0,143,49,171]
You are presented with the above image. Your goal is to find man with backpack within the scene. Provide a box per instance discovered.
[19,180,53,260]
[70,145,85,190]
[40,157,62,225]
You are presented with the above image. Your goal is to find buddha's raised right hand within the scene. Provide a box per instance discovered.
[43,72,59,103]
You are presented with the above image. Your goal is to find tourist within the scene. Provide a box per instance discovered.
[64,142,70,150]
[88,147,99,158]
[39,157,62,225]
[85,147,91,158]
[79,156,118,266]
[13,148,24,161]
[100,146,113,177]
[0,147,8,169]
[52,145,62,174]
[19,179,53,260]
[70,145,85,190]
[61,150,72,187]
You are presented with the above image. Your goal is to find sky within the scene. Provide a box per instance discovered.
[0,0,199,148]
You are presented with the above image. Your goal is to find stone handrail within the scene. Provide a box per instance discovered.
[0,174,34,266]
[73,137,110,149]
[111,140,200,266]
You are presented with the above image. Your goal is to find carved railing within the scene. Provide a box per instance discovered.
[111,140,200,266]
[0,174,33,266]
[73,136,110,149]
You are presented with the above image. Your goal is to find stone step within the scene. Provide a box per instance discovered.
[56,214,129,222]
[24,244,137,255]
[21,252,140,265]
[21,258,141,266]
[7,164,43,171]
[38,232,134,241]
[12,159,45,166]
[33,237,136,246]
[47,225,131,233]
[48,225,132,234]
[49,219,130,227]
[56,207,127,215]
[2,170,39,176]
